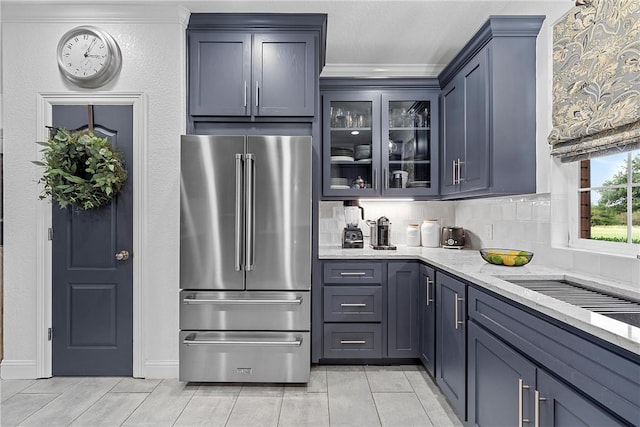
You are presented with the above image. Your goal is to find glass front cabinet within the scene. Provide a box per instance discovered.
[322,89,438,198]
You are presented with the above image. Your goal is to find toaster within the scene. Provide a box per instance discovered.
[441,226,465,249]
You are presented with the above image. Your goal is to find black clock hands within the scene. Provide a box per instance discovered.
[84,37,97,57]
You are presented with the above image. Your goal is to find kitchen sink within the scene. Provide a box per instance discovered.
[502,277,640,328]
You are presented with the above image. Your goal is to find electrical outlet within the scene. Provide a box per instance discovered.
[484,224,493,240]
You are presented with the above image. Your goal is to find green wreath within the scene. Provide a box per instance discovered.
[34,128,128,210]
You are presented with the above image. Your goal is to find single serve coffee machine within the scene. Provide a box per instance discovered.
[368,216,397,250]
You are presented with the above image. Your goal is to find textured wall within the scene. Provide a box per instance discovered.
[1,4,186,377]
[1,248,3,361]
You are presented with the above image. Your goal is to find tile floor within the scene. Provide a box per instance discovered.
[0,365,463,427]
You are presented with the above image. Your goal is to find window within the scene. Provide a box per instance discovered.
[578,150,639,246]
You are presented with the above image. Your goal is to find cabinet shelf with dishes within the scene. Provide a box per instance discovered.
[321,82,439,198]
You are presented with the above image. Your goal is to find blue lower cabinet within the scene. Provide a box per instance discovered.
[468,287,639,425]
[387,262,420,358]
[468,321,627,426]
[468,321,537,426]
[436,272,467,420]
[537,369,627,427]
[321,261,423,361]
[419,264,436,376]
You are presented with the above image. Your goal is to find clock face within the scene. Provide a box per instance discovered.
[60,31,110,79]
[57,26,122,88]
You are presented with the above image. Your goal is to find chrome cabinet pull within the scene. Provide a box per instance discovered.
[183,297,302,305]
[534,390,546,427]
[340,303,367,307]
[245,153,255,271]
[452,160,457,185]
[518,379,530,426]
[384,169,388,189]
[234,154,244,272]
[255,81,259,108]
[340,340,366,345]
[426,277,433,305]
[454,293,464,329]
[340,271,366,276]
[115,250,130,261]
[243,81,247,108]
[457,159,464,183]
[373,168,378,190]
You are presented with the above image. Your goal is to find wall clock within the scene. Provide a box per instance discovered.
[57,26,122,88]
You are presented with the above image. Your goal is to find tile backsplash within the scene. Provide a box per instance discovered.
[318,195,551,251]
[319,200,455,246]
[318,193,638,290]
[454,193,552,261]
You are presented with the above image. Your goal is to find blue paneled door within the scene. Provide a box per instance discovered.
[51,105,133,376]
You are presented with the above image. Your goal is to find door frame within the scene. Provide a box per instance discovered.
[36,92,147,378]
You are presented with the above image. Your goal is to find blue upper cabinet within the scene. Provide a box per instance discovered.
[189,32,252,117]
[321,79,440,199]
[187,14,327,121]
[439,16,544,199]
[253,33,316,117]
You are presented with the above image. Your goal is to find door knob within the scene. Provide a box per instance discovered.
[115,250,130,261]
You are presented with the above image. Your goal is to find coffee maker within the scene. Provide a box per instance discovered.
[342,200,364,248]
[368,216,396,250]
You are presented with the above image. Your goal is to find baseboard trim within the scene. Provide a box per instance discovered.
[1,360,38,379]
[143,360,179,379]
[0,359,179,379]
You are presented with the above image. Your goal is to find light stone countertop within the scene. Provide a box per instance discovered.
[319,244,640,356]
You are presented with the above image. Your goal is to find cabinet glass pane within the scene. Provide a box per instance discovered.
[387,100,431,190]
[329,101,373,191]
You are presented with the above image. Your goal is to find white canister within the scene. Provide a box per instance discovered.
[406,223,421,246]
[421,219,440,247]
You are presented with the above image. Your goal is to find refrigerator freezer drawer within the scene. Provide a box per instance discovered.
[180,331,310,383]
[180,291,310,331]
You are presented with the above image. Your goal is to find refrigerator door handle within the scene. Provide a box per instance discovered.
[234,154,244,271]
[245,153,255,271]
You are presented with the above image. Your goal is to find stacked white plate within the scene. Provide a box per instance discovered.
[354,144,371,160]
[330,177,349,189]
[407,180,430,188]
[331,155,355,162]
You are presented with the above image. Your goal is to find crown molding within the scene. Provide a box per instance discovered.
[321,63,445,79]
[1,2,187,24]
[438,15,545,87]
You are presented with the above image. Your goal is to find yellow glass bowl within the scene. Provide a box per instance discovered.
[479,248,534,267]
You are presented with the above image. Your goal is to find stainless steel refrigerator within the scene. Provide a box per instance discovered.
[179,135,311,383]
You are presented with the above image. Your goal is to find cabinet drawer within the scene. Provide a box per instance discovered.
[323,323,382,359]
[323,262,382,284]
[323,286,382,322]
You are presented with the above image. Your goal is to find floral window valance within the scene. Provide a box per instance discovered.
[548,0,640,162]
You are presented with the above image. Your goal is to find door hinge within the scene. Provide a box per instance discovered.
[48,328,52,341]
[48,228,53,241]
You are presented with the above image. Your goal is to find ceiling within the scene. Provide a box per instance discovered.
[182,0,574,77]
[3,0,575,78]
